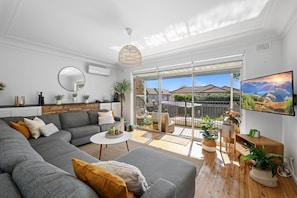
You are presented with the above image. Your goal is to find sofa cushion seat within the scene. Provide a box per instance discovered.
[33,139,98,175]
[0,131,44,173]
[68,125,101,139]
[0,173,22,198]
[116,147,196,198]
[28,130,71,147]
[12,160,99,198]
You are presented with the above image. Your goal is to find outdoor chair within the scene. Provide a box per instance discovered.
[151,112,175,133]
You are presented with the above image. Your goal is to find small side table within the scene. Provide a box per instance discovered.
[90,131,132,160]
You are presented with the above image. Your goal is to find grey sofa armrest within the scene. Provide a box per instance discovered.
[141,178,176,198]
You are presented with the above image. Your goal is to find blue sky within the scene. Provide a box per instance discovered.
[146,73,240,91]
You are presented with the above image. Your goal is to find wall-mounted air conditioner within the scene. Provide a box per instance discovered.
[87,65,110,76]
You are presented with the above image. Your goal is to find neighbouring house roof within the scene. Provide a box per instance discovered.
[170,84,240,94]
[146,88,171,95]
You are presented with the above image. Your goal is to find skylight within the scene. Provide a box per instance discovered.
[112,0,269,52]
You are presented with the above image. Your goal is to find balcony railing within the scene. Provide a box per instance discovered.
[146,101,240,129]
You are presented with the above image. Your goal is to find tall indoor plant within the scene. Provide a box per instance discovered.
[114,79,131,117]
[242,145,283,187]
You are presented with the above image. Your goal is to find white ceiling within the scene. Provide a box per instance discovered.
[0,0,297,66]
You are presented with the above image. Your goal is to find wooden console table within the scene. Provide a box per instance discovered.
[42,103,99,115]
[236,134,284,157]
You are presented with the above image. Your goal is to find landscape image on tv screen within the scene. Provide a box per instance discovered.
[241,71,295,116]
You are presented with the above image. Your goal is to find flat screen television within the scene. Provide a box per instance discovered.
[241,71,295,116]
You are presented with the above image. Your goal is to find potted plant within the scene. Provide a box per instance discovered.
[55,94,64,105]
[113,79,131,117]
[83,95,90,104]
[143,115,153,129]
[241,145,283,187]
[127,123,137,132]
[248,128,260,137]
[200,115,218,152]
[0,82,6,91]
[72,92,78,103]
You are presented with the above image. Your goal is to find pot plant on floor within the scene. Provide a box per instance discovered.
[242,145,283,187]
[200,115,218,152]
[113,79,131,117]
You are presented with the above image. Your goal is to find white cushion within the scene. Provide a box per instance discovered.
[40,123,59,136]
[93,161,149,196]
[24,117,46,139]
[98,111,115,125]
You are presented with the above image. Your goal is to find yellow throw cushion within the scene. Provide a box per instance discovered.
[9,121,31,139]
[72,158,134,198]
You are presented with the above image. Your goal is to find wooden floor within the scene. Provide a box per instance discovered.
[130,130,297,198]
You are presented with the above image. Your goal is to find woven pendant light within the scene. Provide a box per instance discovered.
[118,27,142,66]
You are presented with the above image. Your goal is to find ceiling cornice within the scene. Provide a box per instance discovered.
[0,37,116,67]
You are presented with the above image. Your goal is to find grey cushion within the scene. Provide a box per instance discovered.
[29,130,71,147]
[12,160,99,198]
[33,139,99,175]
[38,114,62,129]
[87,110,100,125]
[60,111,90,129]
[0,131,44,173]
[116,147,196,198]
[0,173,22,198]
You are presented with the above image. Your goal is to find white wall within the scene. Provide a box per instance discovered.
[0,44,117,105]
[243,40,283,141]
[282,20,297,183]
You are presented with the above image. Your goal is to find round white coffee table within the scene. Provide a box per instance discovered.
[90,131,132,160]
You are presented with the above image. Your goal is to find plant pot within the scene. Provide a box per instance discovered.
[73,97,77,103]
[202,139,216,152]
[250,167,278,187]
[85,99,89,104]
[143,124,153,130]
[56,100,62,105]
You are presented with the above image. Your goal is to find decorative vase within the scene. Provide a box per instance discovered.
[250,167,278,187]
[202,139,216,152]
[56,100,62,105]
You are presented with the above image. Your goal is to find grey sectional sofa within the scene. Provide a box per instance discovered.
[0,110,196,198]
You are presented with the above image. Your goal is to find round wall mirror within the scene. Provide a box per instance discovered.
[58,67,85,92]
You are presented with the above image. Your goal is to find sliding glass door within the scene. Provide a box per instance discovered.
[133,60,242,139]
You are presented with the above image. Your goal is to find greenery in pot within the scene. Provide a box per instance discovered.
[143,115,152,125]
[83,94,90,100]
[241,145,283,177]
[248,128,260,137]
[72,92,78,97]
[113,79,131,117]
[55,94,64,100]
[200,115,218,140]
[127,124,137,132]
